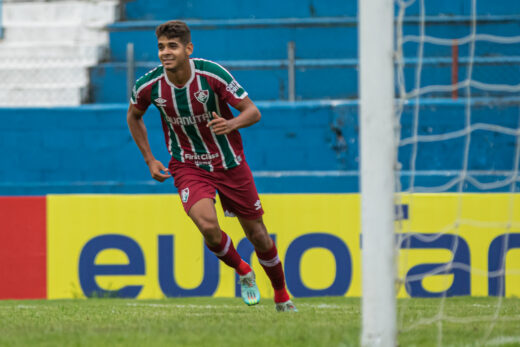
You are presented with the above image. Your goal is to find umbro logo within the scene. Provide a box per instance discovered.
[194,89,209,104]
[154,97,167,106]
[224,210,237,217]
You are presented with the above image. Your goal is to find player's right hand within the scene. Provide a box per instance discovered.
[147,159,171,182]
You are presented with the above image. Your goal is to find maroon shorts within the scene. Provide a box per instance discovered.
[168,159,264,220]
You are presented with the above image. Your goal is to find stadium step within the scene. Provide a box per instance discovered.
[0,86,87,107]
[89,56,520,103]
[122,0,520,20]
[107,16,520,62]
[0,65,89,85]
[0,0,120,106]
[2,0,119,26]
[2,24,108,44]
[0,43,107,65]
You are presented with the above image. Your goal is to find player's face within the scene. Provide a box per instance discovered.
[157,36,193,71]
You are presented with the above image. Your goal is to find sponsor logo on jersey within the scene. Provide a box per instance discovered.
[181,188,189,203]
[166,112,212,126]
[154,97,167,107]
[194,90,209,104]
[254,200,262,211]
[183,152,220,161]
[226,80,240,94]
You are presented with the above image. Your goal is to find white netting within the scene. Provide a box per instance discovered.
[394,0,520,344]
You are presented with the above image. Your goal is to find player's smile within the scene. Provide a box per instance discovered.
[157,36,191,72]
[161,57,175,66]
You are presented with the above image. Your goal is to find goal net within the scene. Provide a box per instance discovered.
[360,0,520,345]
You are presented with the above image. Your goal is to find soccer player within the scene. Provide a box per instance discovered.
[126,20,297,312]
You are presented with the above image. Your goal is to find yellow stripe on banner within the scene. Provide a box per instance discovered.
[46,194,520,299]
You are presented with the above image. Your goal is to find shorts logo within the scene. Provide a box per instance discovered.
[181,188,190,203]
[224,210,237,217]
[154,97,167,107]
[254,200,262,211]
[194,90,209,104]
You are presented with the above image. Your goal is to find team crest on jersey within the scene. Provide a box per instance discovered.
[194,89,209,104]
[181,187,190,203]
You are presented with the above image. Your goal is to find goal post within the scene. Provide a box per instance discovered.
[358,0,397,346]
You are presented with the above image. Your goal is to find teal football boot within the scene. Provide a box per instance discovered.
[239,271,260,306]
[275,300,298,312]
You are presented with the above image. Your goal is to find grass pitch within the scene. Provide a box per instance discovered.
[0,297,519,346]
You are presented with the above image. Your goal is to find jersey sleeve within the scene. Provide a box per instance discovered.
[207,62,248,107]
[130,83,151,111]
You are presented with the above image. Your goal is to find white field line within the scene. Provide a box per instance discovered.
[486,336,520,346]
[401,315,520,332]
[126,302,344,309]
[126,303,240,309]
[15,305,38,309]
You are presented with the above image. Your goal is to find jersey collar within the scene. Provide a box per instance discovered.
[164,59,195,89]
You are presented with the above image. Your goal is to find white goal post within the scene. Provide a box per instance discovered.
[359,0,397,346]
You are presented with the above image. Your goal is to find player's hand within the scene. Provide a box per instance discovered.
[147,159,171,182]
[207,112,235,135]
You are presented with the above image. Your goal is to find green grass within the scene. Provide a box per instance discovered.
[0,297,519,346]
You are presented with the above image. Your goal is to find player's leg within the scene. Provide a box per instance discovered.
[189,199,260,306]
[214,161,296,311]
[238,216,297,312]
[188,198,253,278]
[169,161,255,302]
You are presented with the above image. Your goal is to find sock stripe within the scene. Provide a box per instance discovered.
[214,233,231,257]
[258,255,280,267]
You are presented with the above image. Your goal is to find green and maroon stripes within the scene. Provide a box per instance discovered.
[132,60,247,171]
[131,66,163,105]
[172,86,213,172]
[199,75,240,169]
[193,59,246,99]
[151,81,184,163]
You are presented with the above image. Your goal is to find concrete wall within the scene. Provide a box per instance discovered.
[0,99,518,195]
[94,16,520,103]
[122,0,520,20]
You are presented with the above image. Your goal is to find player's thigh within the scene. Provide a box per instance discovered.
[217,162,264,220]
[188,198,221,237]
[170,162,217,216]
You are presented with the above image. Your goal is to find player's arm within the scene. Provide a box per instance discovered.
[126,104,171,182]
[207,96,261,135]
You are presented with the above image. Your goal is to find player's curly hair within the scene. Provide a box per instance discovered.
[155,20,191,45]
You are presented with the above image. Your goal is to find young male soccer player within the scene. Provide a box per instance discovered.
[126,20,297,312]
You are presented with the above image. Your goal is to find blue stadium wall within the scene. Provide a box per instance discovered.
[2,0,520,300]
[0,99,518,195]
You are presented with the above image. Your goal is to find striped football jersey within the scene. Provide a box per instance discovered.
[131,58,248,171]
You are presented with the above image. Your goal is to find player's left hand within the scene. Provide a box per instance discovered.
[207,112,235,135]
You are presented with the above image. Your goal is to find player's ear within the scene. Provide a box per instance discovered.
[185,42,194,56]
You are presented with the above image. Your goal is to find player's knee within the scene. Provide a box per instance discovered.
[197,220,220,244]
[247,225,270,248]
